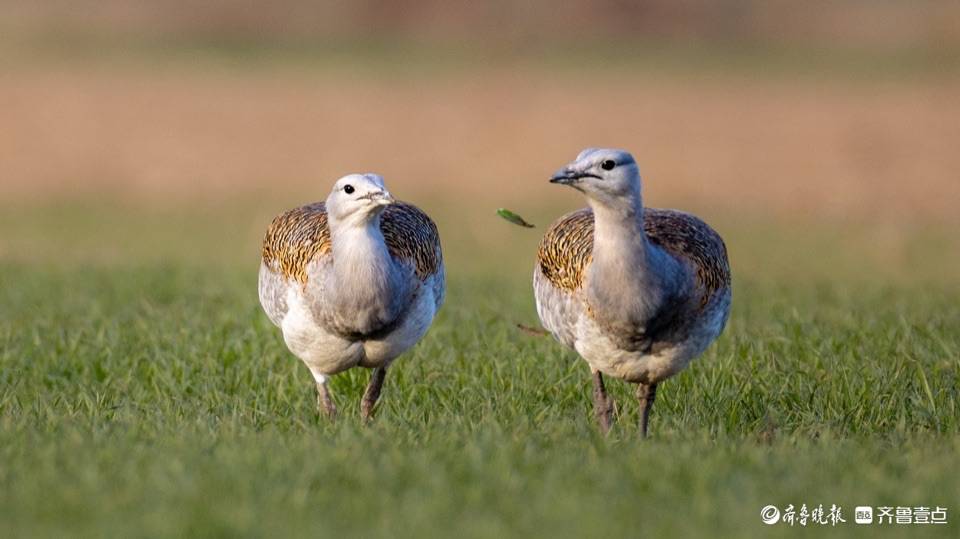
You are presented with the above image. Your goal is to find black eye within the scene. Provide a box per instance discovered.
[601,160,616,171]
[343,184,355,194]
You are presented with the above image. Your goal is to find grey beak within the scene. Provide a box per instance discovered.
[363,190,395,205]
[550,167,599,185]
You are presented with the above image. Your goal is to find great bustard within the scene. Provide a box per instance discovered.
[534,149,731,435]
[259,174,444,420]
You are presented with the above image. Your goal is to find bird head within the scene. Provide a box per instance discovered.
[326,173,395,225]
[549,148,641,207]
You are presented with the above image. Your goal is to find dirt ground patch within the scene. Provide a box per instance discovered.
[2,65,958,222]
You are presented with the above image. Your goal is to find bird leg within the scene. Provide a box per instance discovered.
[361,366,387,422]
[592,370,615,434]
[636,382,658,438]
[316,378,337,420]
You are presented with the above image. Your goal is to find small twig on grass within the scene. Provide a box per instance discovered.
[516,323,549,337]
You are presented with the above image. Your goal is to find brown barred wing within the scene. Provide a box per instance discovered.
[380,203,443,282]
[537,208,595,293]
[261,202,331,284]
[261,201,442,285]
[536,207,729,307]
[642,208,731,308]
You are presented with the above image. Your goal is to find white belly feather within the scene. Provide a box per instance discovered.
[535,267,728,384]
[277,275,438,378]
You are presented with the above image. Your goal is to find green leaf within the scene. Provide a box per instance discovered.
[496,208,535,228]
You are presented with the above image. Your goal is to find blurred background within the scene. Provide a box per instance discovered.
[4,5,960,536]
[1,0,959,282]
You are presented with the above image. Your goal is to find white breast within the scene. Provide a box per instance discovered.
[573,299,729,384]
[280,285,364,376]
[573,316,687,384]
[361,274,440,367]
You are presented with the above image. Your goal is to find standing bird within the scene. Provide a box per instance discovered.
[259,174,444,421]
[534,149,731,436]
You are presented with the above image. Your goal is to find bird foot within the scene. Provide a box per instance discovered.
[595,396,615,435]
[592,370,615,434]
[360,401,376,423]
[636,382,658,438]
[316,382,337,421]
[360,367,387,424]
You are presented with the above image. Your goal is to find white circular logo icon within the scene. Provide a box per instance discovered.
[761,505,781,525]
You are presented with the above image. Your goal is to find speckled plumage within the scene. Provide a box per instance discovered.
[535,206,731,385]
[535,147,732,438]
[258,191,444,403]
[262,201,443,284]
[537,208,594,293]
[538,207,730,308]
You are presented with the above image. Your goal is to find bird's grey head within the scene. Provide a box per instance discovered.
[326,173,395,226]
[549,148,641,207]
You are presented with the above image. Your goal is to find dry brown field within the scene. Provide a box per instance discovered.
[2,65,958,226]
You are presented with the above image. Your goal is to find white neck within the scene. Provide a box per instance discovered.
[326,214,399,328]
[586,189,682,328]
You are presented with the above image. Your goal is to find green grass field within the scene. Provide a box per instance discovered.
[1,199,958,538]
